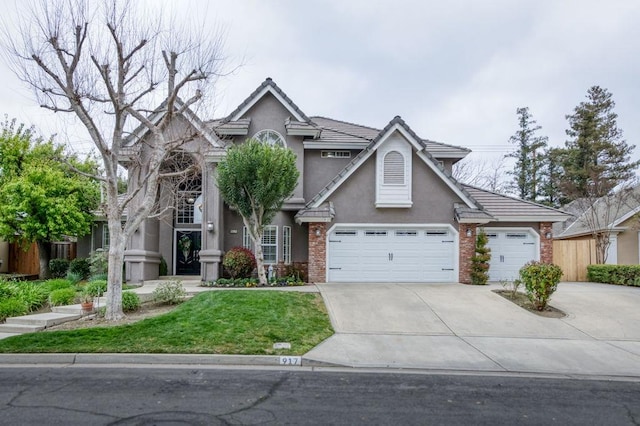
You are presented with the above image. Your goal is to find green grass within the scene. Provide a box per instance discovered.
[0,291,334,355]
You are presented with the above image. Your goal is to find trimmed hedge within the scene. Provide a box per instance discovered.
[587,264,640,286]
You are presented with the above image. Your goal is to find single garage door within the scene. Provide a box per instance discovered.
[485,229,538,281]
[328,226,457,282]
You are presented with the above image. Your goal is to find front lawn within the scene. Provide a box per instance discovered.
[0,291,334,355]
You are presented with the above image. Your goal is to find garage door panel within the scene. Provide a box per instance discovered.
[486,230,538,281]
[328,227,456,283]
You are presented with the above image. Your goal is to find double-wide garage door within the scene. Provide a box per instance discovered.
[328,226,457,282]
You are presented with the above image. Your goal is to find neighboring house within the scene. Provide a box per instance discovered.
[117,78,568,284]
[554,187,640,265]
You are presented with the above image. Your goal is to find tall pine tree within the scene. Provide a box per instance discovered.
[506,107,548,202]
[561,86,637,200]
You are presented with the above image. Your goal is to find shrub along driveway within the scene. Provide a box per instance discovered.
[305,282,640,377]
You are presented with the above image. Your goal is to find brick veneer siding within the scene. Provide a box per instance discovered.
[308,223,327,283]
[539,222,553,264]
[459,224,477,284]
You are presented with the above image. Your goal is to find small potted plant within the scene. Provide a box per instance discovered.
[79,290,94,313]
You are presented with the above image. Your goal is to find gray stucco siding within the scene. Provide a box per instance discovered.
[236,93,305,201]
[328,151,463,225]
[303,149,361,201]
[222,207,307,263]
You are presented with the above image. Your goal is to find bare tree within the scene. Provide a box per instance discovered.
[2,0,226,319]
[570,181,640,264]
[453,156,510,194]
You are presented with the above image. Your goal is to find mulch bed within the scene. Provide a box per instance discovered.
[493,289,566,318]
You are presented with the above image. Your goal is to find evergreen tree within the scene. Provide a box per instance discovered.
[506,107,548,202]
[538,147,564,208]
[470,230,491,285]
[561,86,638,201]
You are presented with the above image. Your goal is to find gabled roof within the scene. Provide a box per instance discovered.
[555,186,640,238]
[122,98,224,151]
[463,185,569,222]
[305,116,471,158]
[223,77,312,123]
[306,116,478,210]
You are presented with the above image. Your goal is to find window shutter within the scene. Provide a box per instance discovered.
[383,151,405,184]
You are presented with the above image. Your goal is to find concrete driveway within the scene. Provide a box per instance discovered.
[304,282,640,378]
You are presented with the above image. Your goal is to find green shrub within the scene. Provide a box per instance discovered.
[152,281,187,305]
[43,278,73,292]
[69,258,91,279]
[10,282,48,312]
[159,257,168,276]
[90,273,108,282]
[587,264,640,286]
[122,291,141,312]
[470,230,491,285]
[66,271,83,285]
[0,281,16,299]
[222,247,256,279]
[517,261,563,311]
[85,280,107,297]
[49,258,70,279]
[48,288,77,307]
[89,250,108,276]
[0,298,28,322]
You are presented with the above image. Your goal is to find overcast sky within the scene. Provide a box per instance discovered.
[1,0,639,165]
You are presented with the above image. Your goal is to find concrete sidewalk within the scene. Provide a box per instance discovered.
[304,282,640,378]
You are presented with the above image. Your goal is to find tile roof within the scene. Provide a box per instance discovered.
[306,116,478,210]
[463,185,569,221]
[222,77,312,124]
[555,186,640,238]
[309,116,471,158]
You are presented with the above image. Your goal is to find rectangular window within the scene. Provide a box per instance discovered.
[335,230,358,236]
[395,230,417,236]
[426,230,448,236]
[176,191,201,224]
[262,226,278,264]
[102,224,110,248]
[244,226,278,263]
[321,150,351,158]
[283,226,291,265]
[365,230,387,236]
[242,227,251,250]
[506,233,528,239]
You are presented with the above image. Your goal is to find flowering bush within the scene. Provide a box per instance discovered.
[222,247,256,279]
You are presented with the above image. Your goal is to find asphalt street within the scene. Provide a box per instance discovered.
[0,366,638,425]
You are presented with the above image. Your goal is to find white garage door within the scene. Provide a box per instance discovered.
[485,229,538,281]
[328,226,457,282]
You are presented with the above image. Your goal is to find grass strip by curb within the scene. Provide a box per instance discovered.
[0,291,334,355]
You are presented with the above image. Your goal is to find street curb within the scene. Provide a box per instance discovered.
[0,353,338,367]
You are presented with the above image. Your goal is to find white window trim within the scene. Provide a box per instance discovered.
[283,226,292,265]
[243,225,279,264]
[376,136,412,208]
[102,224,110,249]
[253,129,286,147]
[321,150,351,158]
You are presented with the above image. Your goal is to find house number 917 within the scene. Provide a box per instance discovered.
[279,356,302,366]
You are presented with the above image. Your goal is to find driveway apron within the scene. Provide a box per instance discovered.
[304,282,640,377]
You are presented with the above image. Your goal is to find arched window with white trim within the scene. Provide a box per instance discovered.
[376,134,412,208]
[253,129,286,147]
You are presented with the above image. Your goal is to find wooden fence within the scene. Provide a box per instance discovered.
[8,241,77,277]
[552,239,596,282]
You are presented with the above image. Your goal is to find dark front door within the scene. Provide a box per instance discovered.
[175,230,201,275]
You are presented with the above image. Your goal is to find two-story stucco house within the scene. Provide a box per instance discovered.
[100,78,567,284]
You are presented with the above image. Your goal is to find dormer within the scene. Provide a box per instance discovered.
[376,133,412,208]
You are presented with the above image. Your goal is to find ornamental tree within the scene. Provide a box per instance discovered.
[2,0,226,319]
[216,139,299,285]
[0,118,99,279]
[470,229,491,285]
